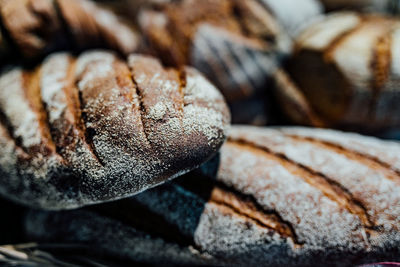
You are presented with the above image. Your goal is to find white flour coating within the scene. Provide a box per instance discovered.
[299,12,361,51]
[77,58,114,90]
[260,0,322,37]
[390,27,400,78]
[129,54,229,149]
[230,127,400,229]
[185,67,224,103]
[296,13,400,128]
[89,2,138,53]
[139,9,168,29]
[132,182,294,265]
[332,20,382,87]
[0,68,41,147]
[193,202,293,264]
[21,124,400,265]
[148,102,167,121]
[75,50,116,78]
[218,142,365,248]
[280,127,400,172]
[0,50,229,210]
[183,68,229,144]
[40,53,70,123]
[76,0,138,54]
[0,125,18,175]
[183,105,224,146]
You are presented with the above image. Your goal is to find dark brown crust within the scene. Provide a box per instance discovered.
[138,0,291,124]
[23,68,57,156]
[209,186,300,243]
[0,50,229,209]
[0,0,61,58]
[0,0,140,61]
[23,126,400,266]
[227,139,373,228]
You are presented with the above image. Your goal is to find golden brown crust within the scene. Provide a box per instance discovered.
[280,12,400,132]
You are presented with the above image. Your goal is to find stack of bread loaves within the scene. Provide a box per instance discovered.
[0,0,399,266]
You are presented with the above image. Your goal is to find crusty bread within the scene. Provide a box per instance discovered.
[0,0,140,61]
[25,126,400,266]
[276,12,400,132]
[0,50,230,210]
[138,0,295,124]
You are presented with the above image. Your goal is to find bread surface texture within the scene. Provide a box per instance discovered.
[277,12,400,132]
[25,126,400,265]
[138,0,301,124]
[0,50,230,209]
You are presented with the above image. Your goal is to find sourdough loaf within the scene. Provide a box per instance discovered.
[276,12,400,132]
[138,0,307,124]
[0,0,140,61]
[0,50,230,209]
[25,126,400,266]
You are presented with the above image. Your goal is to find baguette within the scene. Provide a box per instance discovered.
[25,126,400,266]
[0,50,230,209]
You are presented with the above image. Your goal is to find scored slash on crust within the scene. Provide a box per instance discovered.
[0,50,230,209]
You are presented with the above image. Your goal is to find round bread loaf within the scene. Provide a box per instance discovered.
[0,50,230,210]
[138,0,322,124]
[25,126,400,266]
[276,12,400,132]
[0,0,140,62]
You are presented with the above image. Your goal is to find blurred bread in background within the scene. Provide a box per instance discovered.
[0,0,141,64]
[276,12,400,134]
[137,0,321,125]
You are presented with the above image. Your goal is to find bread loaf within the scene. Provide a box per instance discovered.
[25,126,400,266]
[276,12,400,132]
[0,50,230,210]
[0,0,140,62]
[138,0,296,124]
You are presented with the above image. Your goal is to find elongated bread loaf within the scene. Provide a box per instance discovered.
[0,50,230,210]
[276,12,400,132]
[0,0,140,61]
[25,126,400,266]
